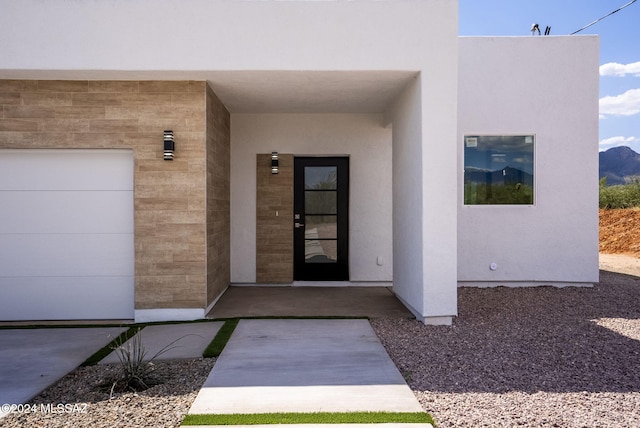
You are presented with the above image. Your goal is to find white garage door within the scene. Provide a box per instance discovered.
[0,149,134,320]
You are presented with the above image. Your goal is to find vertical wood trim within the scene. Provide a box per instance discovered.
[256,153,294,283]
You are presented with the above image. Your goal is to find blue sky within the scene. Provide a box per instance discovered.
[459,0,640,153]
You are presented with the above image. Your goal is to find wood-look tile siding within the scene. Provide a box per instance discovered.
[205,85,231,305]
[256,154,294,283]
[0,80,212,310]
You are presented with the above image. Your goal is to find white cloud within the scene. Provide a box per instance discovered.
[600,61,640,77]
[599,136,640,151]
[599,88,640,117]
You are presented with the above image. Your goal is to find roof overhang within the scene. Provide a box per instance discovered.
[0,69,417,114]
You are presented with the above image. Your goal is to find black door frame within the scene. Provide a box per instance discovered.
[293,157,349,281]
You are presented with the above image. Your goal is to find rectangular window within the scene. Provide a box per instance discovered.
[464,135,534,205]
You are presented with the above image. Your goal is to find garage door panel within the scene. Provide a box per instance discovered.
[0,149,133,191]
[0,277,134,321]
[0,191,133,234]
[0,234,134,277]
[0,148,134,321]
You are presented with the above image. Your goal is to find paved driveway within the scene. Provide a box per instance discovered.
[0,327,124,417]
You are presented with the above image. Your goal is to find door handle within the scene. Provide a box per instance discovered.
[294,222,305,228]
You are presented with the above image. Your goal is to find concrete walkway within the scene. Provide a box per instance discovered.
[0,327,125,418]
[188,319,430,426]
[0,319,431,426]
[100,322,223,364]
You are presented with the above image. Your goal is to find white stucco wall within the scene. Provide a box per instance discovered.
[231,114,393,284]
[386,78,426,314]
[386,73,459,324]
[0,0,452,74]
[457,36,600,286]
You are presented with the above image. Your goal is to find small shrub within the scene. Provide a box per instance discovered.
[600,176,640,209]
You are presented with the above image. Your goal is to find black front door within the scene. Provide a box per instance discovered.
[293,157,349,281]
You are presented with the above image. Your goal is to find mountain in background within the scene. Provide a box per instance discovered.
[599,146,640,185]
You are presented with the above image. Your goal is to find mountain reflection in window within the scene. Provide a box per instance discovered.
[464,135,534,205]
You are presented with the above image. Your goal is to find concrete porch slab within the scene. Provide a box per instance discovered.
[207,286,413,318]
[99,322,224,364]
[188,319,424,414]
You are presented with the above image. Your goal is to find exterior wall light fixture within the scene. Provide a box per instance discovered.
[164,130,175,161]
[271,151,279,174]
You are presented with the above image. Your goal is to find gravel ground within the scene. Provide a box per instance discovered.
[2,269,639,428]
[1,358,215,428]
[371,270,640,428]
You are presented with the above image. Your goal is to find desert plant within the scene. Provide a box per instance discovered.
[110,330,195,392]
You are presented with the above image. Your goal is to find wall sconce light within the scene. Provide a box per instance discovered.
[271,151,279,174]
[164,130,175,161]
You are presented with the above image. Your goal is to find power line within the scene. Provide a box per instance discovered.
[571,0,638,35]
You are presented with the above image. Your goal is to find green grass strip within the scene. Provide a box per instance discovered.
[202,318,239,358]
[182,411,434,425]
[80,326,143,366]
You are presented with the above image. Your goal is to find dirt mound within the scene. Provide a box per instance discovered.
[599,208,640,257]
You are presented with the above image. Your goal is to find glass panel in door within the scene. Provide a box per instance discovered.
[294,158,349,280]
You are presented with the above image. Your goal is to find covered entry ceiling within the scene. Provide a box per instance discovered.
[206,70,418,113]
